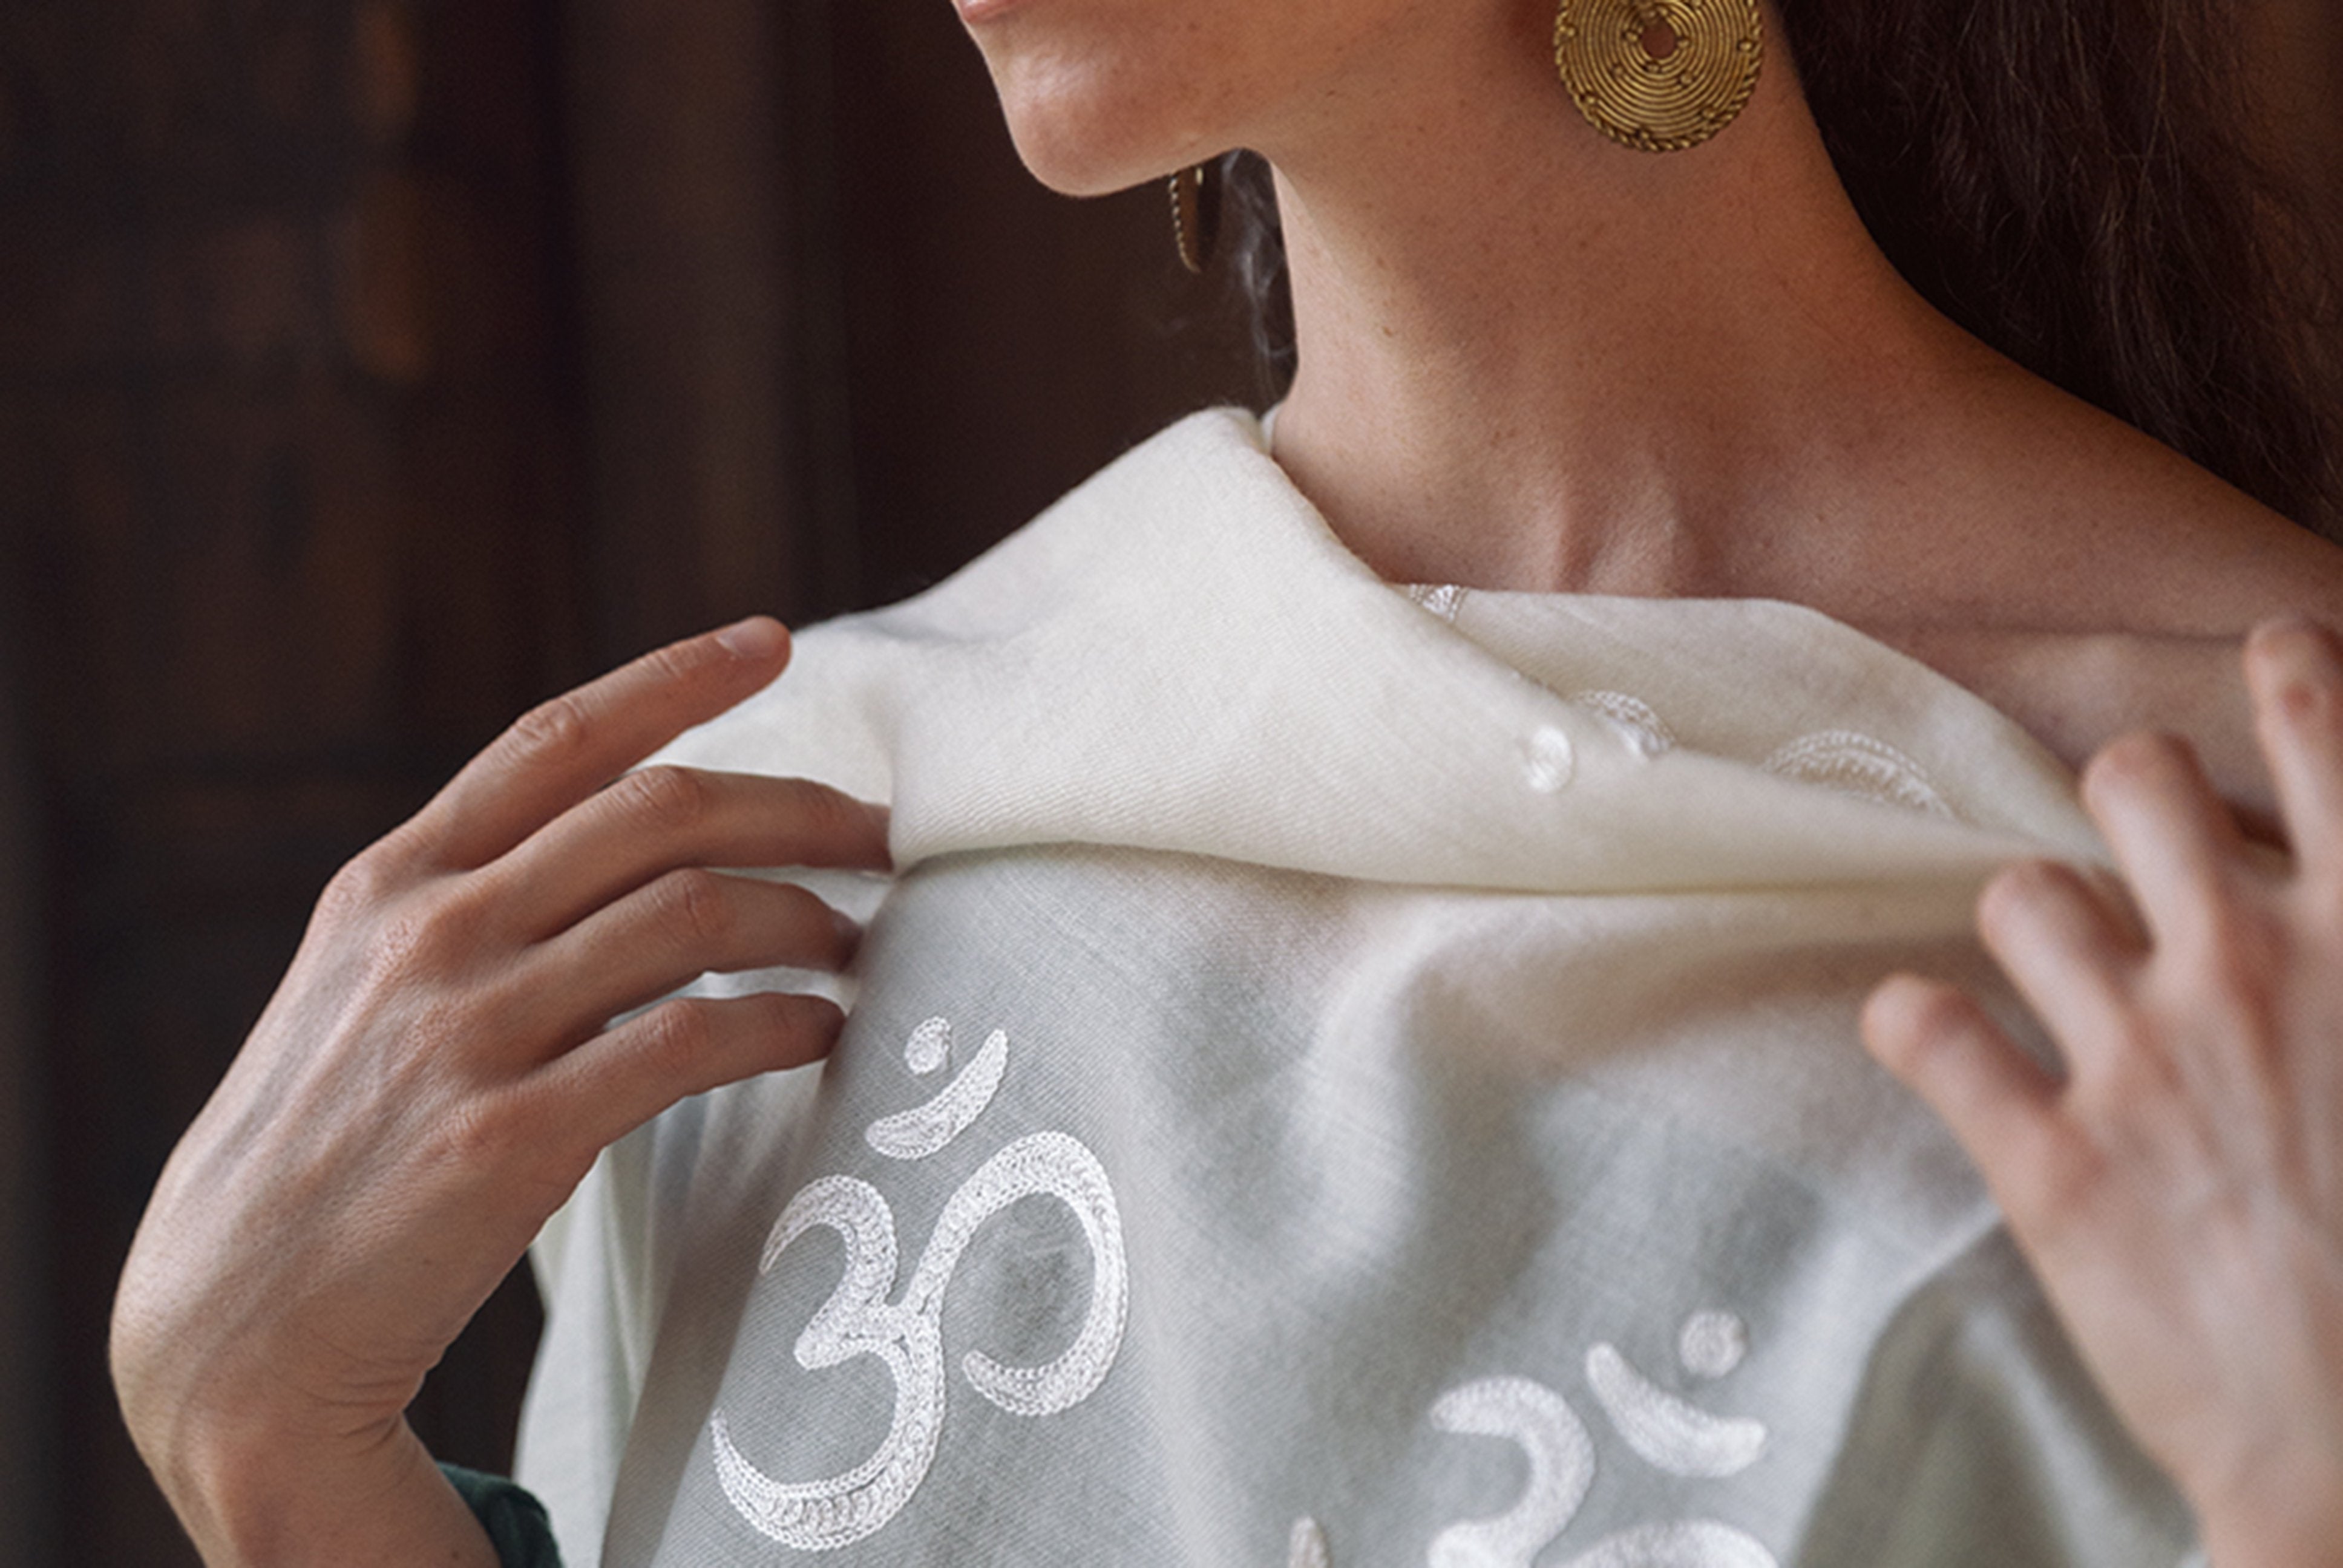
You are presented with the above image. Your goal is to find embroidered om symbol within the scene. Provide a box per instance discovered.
[1289,1312,1778,1568]
[1415,1368,1761,1566]
[710,1018,1130,1550]
[1423,1365,1772,1568]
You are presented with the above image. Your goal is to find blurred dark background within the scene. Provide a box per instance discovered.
[0,1,1253,1561]
[0,2,2333,1564]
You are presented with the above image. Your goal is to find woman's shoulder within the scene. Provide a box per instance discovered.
[2071,430,2343,635]
[1893,445,2333,829]
[1932,381,2341,633]
[1885,622,2282,835]
[1867,409,2343,833]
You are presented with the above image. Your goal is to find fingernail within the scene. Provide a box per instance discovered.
[715,616,785,660]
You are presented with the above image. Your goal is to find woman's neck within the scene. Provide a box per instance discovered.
[1257,10,2010,600]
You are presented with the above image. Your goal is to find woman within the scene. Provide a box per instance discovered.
[111,1,2343,1564]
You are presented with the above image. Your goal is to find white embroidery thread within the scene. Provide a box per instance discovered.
[904,1015,953,1075]
[1522,726,1578,794]
[1584,1344,1766,1478]
[1677,1312,1747,1380]
[1569,691,1677,759]
[712,1025,1129,1550]
[1422,1312,1779,1568]
[1407,583,1467,622]
[714,1175,939,1551]
[927,1132,1128,1419]
[1289,1517,1333,1568]
[1763,730,1955,818]
[1427,1377,1597,1568]
[1562,1521,1780,1568]
[866,1027,1009,1160]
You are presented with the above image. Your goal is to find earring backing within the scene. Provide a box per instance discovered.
[1169,161,1224,275]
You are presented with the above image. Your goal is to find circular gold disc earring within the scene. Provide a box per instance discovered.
[1554,0,1764,154]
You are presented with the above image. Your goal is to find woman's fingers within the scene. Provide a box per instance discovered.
[482,769,891,941]
[536,990,847,1155]
[2079,730,2247,949]
[2247,618,2343,882]
[517,871,859,1051]
[1973,860,2141,1079]
[401,618,794,871]
[1861,973,2072,1224]
[1879,636,2343,1533]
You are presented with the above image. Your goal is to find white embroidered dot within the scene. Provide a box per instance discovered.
[1428,1377,1596,1568]
[1407,583,1467,622]
[1762,731,1955,818]
[1584,1343,1766,1479]
[1288,1516,1332,1568]
[1677,1311,1748,1380]
[1568,690,1677,759]
[1522,726,1576,794]
[866,1027,1009,1161]
[1559,1520,1780,1568]
[904,1016,952,1075]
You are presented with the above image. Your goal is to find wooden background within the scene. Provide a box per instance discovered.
[0,2,2332,1563]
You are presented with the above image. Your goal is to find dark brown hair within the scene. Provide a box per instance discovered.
[1219,1,2342,536]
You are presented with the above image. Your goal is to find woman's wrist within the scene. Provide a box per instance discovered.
[148,1411,498,1568]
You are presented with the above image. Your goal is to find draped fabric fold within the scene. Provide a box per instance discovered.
[517,410,2192,1568]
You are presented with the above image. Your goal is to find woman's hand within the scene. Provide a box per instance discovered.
[111,617,891,1567]
[1863,618,2343,1568]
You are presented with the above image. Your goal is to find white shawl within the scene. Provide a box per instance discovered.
[516,409,2192,1567]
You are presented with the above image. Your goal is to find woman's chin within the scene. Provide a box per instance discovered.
[1015,155,1153,200]
[974,47,1222,197]
[998,117,1177,199]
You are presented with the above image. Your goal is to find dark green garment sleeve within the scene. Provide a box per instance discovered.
[439,1464,565,1568]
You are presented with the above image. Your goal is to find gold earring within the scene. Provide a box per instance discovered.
[1554,0,1764,154]
[1168,161,1223,275]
